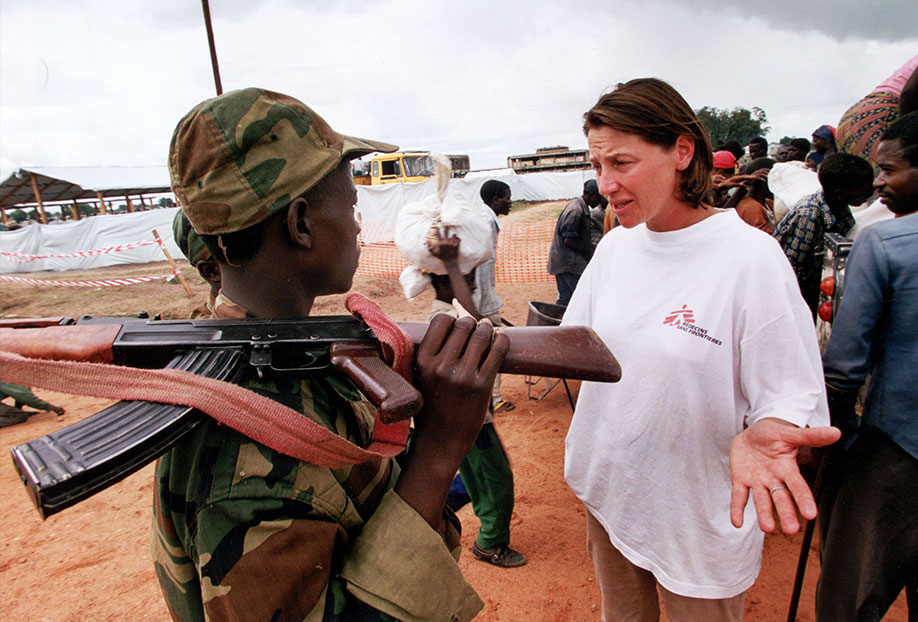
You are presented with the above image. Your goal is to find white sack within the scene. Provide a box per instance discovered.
[394,155,492,275]
[768,162,820,223]
[399,266,431,300]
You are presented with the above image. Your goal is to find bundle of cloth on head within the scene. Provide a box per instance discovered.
[837,55,918,170]
[394,154,492,299]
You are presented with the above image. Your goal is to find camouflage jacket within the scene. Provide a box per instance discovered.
[151,293,483,622]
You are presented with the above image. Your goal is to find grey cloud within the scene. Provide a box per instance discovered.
[668,0,917,42]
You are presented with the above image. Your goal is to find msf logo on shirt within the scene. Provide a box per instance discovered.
[663,304,722,346]
[663,305,695,326]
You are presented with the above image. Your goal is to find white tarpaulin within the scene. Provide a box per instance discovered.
[0,207,182,273]
[1,170,595,273]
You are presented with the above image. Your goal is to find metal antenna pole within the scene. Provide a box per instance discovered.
[201,0,223,95]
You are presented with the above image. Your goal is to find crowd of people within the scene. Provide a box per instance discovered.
[6,54,915,622]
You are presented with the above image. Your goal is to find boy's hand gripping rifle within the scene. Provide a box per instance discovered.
[0,315,621,518]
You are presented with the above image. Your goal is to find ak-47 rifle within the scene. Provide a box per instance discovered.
[0,315,620,518]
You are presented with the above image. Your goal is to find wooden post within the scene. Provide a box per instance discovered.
[71,200,80,221]
[153,228,194,297]
[1,208,7,226]
[201,0,223,96]
[29,173,48,224]
[125,193,135,213]
[96,191,108,215]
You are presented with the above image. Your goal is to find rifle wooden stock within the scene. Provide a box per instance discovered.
[0,324,120,363]
[1,315,620,518]
[1,317,621,424]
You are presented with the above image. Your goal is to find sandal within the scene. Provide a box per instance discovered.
[492,400,515,414]
[472,542,527,568]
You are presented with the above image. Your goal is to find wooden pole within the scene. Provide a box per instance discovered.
[29,173,48,224]
[70,200,80,221]
[152,228,194,297]
[96,191,108,215]
[201,0,223,96]
[1,208,7,226]
[125,193,135,213]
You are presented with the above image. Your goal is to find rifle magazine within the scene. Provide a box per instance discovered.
[9,346,244,519]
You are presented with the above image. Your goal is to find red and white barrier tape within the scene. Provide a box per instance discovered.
[1,238,160,263]
[0,269,179,288]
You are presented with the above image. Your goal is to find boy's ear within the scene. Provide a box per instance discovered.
[287,197,313,249]
[196,257,221,286]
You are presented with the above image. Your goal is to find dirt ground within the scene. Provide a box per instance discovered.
[0,204,908,621]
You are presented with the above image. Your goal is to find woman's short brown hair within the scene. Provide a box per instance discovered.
[583,78,713,206]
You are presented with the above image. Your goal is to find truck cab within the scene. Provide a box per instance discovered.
[352,152,469,185]
[351,152,435,185]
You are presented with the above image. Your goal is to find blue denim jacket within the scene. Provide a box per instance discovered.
[822,213,918,459]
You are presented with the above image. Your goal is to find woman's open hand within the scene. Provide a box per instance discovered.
[729,418,840,534]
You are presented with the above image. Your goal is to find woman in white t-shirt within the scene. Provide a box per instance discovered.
[563,78,841,622]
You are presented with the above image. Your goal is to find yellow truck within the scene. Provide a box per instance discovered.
[352,152,469,185]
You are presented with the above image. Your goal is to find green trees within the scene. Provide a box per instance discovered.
[695,106,771,148]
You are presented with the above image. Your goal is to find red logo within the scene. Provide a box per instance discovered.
[663,304,695,326]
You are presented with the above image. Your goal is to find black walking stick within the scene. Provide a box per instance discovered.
[786,447,830,622]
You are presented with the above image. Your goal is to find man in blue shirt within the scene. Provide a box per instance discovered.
[816,112,918,622]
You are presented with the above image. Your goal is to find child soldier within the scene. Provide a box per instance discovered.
[155,87,507,622]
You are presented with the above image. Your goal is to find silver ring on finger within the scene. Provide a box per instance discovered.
[769,484,788,495]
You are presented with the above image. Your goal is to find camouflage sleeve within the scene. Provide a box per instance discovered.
[340,490,483,622]
[152,422,481,622]
[155,489,448,622]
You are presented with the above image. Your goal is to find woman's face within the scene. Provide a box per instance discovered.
[588,125,693,231]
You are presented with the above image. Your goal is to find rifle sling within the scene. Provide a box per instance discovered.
[0,350,407,468]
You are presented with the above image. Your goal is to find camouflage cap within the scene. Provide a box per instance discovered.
[169,87,397,235]
[171,209,210,267]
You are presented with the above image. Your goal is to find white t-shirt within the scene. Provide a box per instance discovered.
[562,209,828,598]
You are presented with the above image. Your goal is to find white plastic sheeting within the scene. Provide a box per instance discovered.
[1,208,182,273]
[1,170,595,274]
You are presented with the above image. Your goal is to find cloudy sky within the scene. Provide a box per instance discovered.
[1,0,916,182]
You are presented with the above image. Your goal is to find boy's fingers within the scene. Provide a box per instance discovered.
[455,319,495,373]
[478,330,510,379]
[436,316,478,362]
[417,314,454,360]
